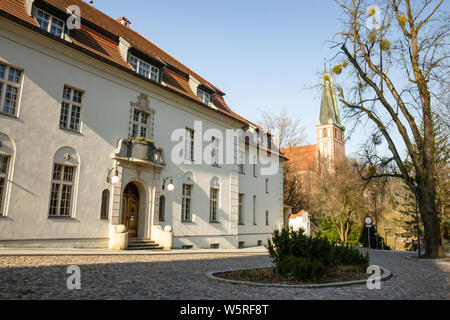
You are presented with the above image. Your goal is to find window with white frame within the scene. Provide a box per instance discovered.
[132,109,150,138]
[48,163,76,217]
[0,155,10,216]
[211,136,220,166]
[34,9,65,38]
[185,128,194,162]
[209,188,219,222]
[238,194,244,225]
[181,184,192,222]
[60,86,83,132]
[128,55,160,82]
[0,63,23,116]
[197,88,211,105]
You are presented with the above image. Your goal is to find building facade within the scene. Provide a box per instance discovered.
[0,0,285,249]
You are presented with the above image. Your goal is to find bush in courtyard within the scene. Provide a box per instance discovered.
[276,255,326,281]
[267,228,369,280]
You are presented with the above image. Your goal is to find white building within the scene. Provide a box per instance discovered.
[288,210,311,236]
[0,0,286,249]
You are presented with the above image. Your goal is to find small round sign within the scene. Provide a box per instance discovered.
[365,216,373,225]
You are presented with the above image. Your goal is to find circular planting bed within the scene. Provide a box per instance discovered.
[207,266,391,288]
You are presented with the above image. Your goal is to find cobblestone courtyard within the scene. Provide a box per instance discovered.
[0,249,448,300]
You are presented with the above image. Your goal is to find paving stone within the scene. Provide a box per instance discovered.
[0,249,448,299]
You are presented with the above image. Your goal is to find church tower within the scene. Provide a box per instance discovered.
[316,69,345,166]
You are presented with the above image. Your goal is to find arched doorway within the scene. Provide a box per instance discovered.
[122,182,140,237]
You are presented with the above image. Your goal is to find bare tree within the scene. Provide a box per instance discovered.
[258,108,306,149]
[330,0,449,257]
[310,158,368,244]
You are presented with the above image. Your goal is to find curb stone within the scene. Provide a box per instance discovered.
[206,266,392,289]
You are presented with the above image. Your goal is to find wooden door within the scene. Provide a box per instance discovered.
[122,183,140,237]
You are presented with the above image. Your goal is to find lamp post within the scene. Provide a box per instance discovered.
[372,192,379,250]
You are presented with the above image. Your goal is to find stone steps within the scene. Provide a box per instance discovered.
[127,238,163,250]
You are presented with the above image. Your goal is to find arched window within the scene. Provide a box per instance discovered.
[323,128,328,138]
[100,189,110,220]
[0,133,14,217]
[159,195,165,221]
[48,147,79,217]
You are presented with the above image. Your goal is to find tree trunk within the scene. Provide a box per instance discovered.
[417,184,443,257]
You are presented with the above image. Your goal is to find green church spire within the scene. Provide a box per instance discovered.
[319,69,343,128]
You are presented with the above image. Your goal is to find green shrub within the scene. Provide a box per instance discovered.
[276,255,326,281]
[267,228,369,280]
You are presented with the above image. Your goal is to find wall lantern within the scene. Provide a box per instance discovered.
[107,168,121,185]
[162,177,174,191]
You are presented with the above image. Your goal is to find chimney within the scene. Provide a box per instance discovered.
[117,17,131,27]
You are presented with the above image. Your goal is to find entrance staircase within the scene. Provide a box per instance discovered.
[127,237,164,250]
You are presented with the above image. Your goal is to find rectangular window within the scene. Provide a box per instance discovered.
[0,155,10,216]
[238,194,244,225]
[253,164,257,177]
[60,86,83,132]
[49,164,75,217]
[182,184,192,222]
[197,88,211,105]
[185,128,194,162]
[209,188,219,222]
[265,179,269,193]
[132,109,150,138]
[266,211,269,226]
[253,195,256,225]
[211,136,220,166]
[0,63,22,116]
[128,55,160,82]
[35,9,64,38]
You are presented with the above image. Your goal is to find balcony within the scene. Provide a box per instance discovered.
[114,138,165,167]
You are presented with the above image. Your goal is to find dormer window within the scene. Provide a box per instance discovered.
[129,55,160,82]
[34,9,65,38]
[197,88,211,105]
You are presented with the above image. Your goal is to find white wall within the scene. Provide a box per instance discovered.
[0,18,284,248]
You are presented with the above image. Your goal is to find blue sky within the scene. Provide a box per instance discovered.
[88,0,416,157]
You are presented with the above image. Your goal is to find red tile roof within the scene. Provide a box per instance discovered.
[0,0,286,158]
[69,22,131,69]
[289,209,312,218]
[282,144,317,171]
[43,0,225,94]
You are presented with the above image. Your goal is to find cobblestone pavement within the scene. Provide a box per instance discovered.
[0,249,448,300]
